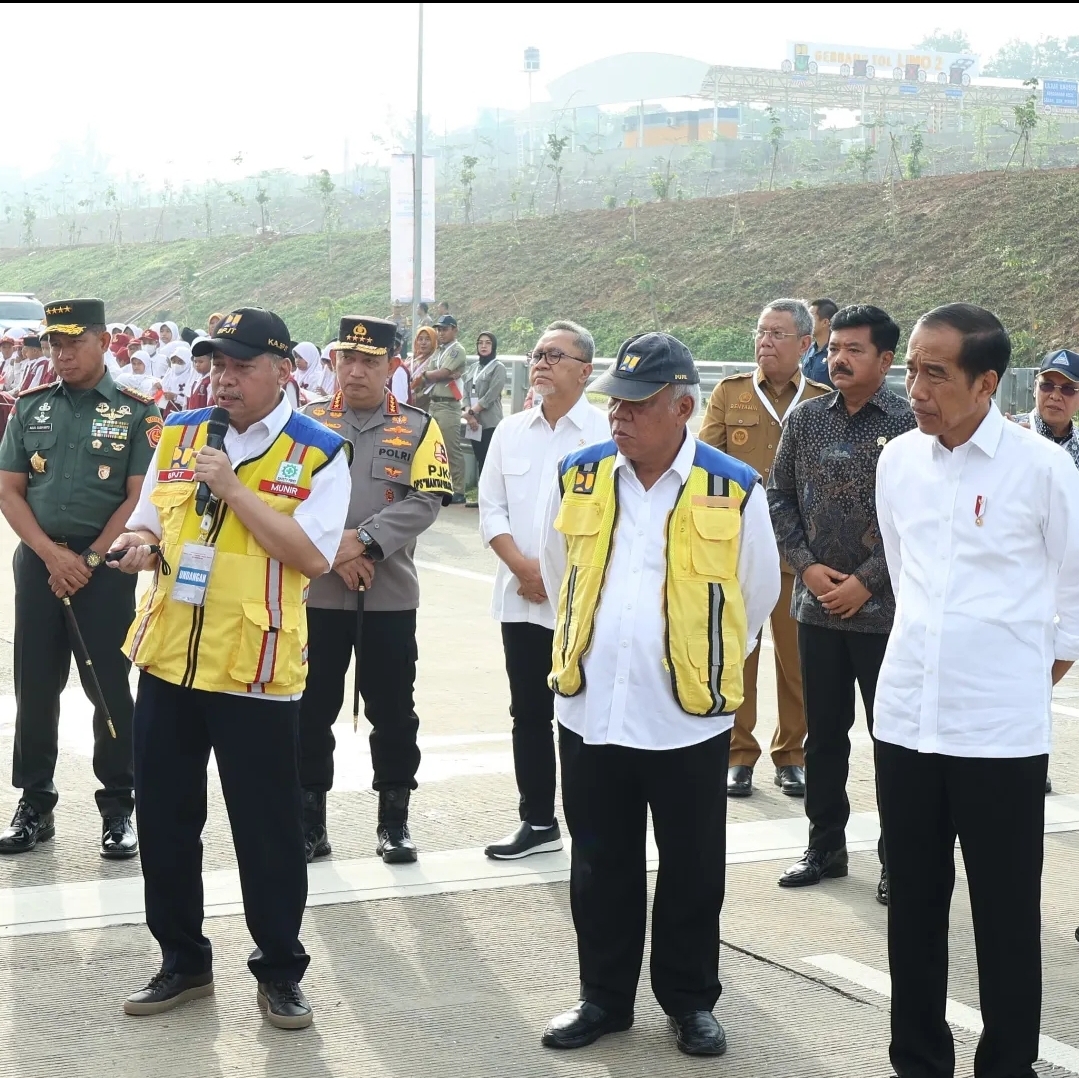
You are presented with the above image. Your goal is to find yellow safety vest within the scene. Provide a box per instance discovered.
[123,406,348,695]
[549,439,759,716]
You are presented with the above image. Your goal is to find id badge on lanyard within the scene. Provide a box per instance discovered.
[171,508,219,607]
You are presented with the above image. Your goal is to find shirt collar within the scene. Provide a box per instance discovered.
[614,429,696,485]
[827,382,904,414]
[1033,407,1075,443]
[755,366,802,393]
[935,402,1003,458]
[529,392,596,429]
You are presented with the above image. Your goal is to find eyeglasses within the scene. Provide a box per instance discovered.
[528,348,588,366]
[753,329,802,341]
[1037,379,1079,398]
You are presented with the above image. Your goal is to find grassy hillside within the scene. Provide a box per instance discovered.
[1,169,1077,363]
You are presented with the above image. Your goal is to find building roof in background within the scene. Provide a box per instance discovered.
[545,52,712,108]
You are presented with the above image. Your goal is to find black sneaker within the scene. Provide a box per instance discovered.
[485,820,563,860]
[124,969,214,1015]
[0,799,55,854]
[257,980,313,1029]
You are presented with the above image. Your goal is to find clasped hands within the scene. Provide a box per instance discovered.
[333,529,376,592]
[802,563,871,619]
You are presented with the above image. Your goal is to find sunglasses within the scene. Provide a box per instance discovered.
[1037,379,1079,398]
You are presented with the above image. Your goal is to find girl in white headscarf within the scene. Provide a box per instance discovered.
[117,351,161,396]
[150,340,174,378]
[159,321,180,346]
[292,342,323,391]
[159,343,192,413]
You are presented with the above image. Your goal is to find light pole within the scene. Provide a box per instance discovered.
[411,3,424,344]
[524,46,540,167]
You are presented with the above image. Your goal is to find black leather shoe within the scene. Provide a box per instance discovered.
[101,815,138,860]
[727,765,753,798]
[449,493,466,505]
[124,969,214,1015]
[302,789,331,863]
[774,765,806,797]
[0,799,55,854]
[876,865,889,906]
[376,788,418,863]
[541,1001,633,1049]
[1046,775,1053,795]
[257,980,313,1029]
[668,1011,728,1056]
[778,847,849,888]
[485,820,563,860]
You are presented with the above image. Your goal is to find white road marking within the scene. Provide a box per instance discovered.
[7,798,1079,939]
[415,559,496,584]
[805,953,1079,1075]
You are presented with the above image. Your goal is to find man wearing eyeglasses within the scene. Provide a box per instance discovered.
[1010,347,1079,797]
[478,321,609,859]
[699,298,830,800]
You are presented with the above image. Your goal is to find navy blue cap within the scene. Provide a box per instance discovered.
[591,332,699,401]
[1038,348,1079,382]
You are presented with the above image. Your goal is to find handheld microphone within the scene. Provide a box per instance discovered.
[195,406,231,516]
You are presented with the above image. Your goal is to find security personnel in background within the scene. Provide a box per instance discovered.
[109,307,351,1030]
[300,316,452,864]
[412,314,467,503]
[699,298,830,799]
[0,298,159,859]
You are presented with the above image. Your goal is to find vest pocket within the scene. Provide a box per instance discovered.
[230,599,303,688]
[689,507,740,580]
[555,498,603,566]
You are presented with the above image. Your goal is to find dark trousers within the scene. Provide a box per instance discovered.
[877,740,1045,1078]
[472,426,496,476]
[558,724,729,1016]
[799,622,888,860]
[12,540,136,817]
[298,607,420,792]
[133,671,309,983]
[501,622,556,826]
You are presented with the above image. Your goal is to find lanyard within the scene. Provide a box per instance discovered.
[753,372,806,426]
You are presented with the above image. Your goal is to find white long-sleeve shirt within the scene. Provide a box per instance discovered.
[479,394,610,628]
[875,403,1079,758]
[540,431,781,750]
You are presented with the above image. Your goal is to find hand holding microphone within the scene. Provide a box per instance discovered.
[194,407,231,516]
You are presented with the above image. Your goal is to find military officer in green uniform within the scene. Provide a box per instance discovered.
[0,298,161,857]
[299,316,453,864]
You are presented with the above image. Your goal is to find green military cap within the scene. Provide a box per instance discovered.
[42,298,106,338]
[337,316,396,356]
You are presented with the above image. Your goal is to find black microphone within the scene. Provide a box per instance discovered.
[195,406,231,516]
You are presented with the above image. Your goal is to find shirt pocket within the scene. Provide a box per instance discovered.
[724,410,760,453]
[230,599,304,687]
[23,430,58,481]
[684,506,740,580]
[502,455,532,512]
[86,436,130,486]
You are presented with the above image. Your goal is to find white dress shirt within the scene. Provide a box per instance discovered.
[479,394,610,628]
[540,432,781,750]
[127,393,351,567]
[875,403,1079,757]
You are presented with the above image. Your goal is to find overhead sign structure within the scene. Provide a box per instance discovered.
[1043,79,1079,109]
[784,41,980,85]
[390,154,435,306]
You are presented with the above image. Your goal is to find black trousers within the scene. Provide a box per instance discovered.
[298,607,420,792]
[472,426,496,476]
[12,540,136,817]
[799,622,888,859]
[501,622,556,826]
[877,741,1045,1078]
[133,671,309,983]
[558,724,729,1017]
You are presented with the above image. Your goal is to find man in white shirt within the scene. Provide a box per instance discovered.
[107,307,352,1030]
[875,303,1079,1078]
[539,333,780,1057]
[478,320,608,860]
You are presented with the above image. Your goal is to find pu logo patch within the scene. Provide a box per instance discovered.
[617,354,642,373]
[572,463,597,494]
[217,313,242,335]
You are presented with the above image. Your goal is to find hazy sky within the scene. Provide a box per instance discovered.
[6,2,1077,187]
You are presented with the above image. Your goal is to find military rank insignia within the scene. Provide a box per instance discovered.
[572,461,597,494]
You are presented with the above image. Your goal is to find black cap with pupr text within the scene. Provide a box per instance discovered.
[590,331,699,401]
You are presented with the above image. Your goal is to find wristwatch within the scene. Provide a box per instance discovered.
[82,549,104,571]
[356,526,383,562]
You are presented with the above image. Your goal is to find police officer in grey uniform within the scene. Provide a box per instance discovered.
[299,316,453,863]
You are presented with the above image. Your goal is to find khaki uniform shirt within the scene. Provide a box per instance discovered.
[302,391,453,612]
[698,368,829,574]
[0,370,160,538]
[424,340,466,402]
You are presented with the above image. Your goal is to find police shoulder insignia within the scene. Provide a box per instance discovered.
[386,393,400,415]
[572,461,598,494]
[117,384,154,404]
